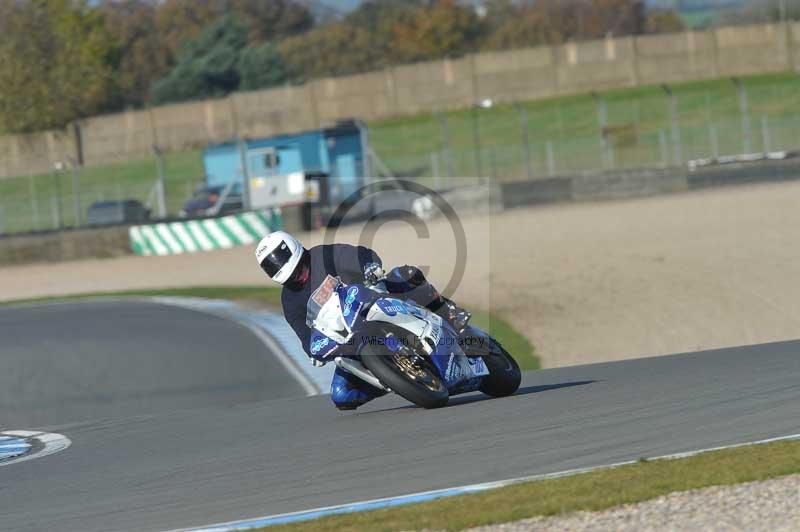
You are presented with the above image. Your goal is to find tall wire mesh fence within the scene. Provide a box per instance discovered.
[0,150,204,235]
[1,77,799,236]
[371,77,800,186]
[375,112,800,189]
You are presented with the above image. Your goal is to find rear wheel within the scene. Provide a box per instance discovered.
[360,325,449,409]
[478,336,521,397]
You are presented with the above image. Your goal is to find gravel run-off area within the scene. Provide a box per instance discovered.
[4,180,800,368]
[466,473,800,532]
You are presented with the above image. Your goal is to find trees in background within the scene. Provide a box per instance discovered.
[280,23,381,80]
[238,42,289,91]
[98,0,310,107]
[151,15,292,104]
[0,0,117,133]
[391,0,481,62]
[645,9,685,33]
[281,0,481,80]
[151,15,249,104]
[228,0,314,43]
[151,0,312,66]
[0,0,688,133]
[481,0,677,51]
[100,0,167,108]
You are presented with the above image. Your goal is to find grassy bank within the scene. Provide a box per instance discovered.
[262,438,800,532]
[1,285,539,370]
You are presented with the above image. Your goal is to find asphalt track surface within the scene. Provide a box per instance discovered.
[2,301,799,532]
[0,300,306,427]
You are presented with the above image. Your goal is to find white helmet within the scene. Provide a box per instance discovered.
[255,231,304,285]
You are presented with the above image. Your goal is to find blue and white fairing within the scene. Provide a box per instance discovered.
[307,277,488,395]
[308,279,376,360]
[364,297,488,393]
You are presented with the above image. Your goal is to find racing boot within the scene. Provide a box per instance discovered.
[331,367,387,411]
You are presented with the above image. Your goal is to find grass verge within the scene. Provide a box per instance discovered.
[260,439,800,532]
[1,285,539,370]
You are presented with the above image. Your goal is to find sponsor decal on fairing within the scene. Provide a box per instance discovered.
[342,286,359,317]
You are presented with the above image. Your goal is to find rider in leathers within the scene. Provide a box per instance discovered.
[256,231,470,410]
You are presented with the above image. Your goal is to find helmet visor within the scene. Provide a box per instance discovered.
[260,240,294,278]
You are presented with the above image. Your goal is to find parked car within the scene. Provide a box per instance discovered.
[180,186,243,218]
[86,200,150,226]
[369,179,436,221]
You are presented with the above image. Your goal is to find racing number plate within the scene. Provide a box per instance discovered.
[310,275,339,307]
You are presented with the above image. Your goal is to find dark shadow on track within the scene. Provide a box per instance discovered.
[358,380,598,414]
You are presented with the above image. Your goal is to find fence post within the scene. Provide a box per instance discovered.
[709,124,720,159]
[761,116,771,153]
[592,92,613,168]
[153,146,167,218]
[435,110,452,178]
[514,102,533,180]
[29,174,39,230]
[661,84,682,165]
[546,141,556,176]
[51,196,60,229]
[70,161,81,227]
[52,168,63,230]
[238,138,252,211]
[658,130,668,167]
[431,152,440,189]
[185,179,193,203]
[732,78,751,153]
[471,105,483,178]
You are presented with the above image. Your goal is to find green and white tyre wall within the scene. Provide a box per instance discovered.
[129,209,281,256]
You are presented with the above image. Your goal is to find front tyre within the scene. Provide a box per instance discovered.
[360,325,449,409]
[478,336,522,397]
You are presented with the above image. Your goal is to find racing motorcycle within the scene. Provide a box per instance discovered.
[307,275,521,408]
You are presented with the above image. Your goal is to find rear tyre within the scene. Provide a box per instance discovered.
[360,324,449,409]
[478,336,521,398]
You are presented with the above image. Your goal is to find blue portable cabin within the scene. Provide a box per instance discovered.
[202,119,370,208]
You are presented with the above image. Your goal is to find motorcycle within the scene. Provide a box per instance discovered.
[307,275,521,409]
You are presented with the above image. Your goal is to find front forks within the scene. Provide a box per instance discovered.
[334,356,391,392]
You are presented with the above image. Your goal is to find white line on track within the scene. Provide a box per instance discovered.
[0,430,72,467]
[168,431,800,532]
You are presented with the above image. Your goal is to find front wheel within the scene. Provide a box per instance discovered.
[478,336,521,398]
[360,325,449,409]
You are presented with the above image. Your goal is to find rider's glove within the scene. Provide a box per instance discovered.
[363,262,386,287]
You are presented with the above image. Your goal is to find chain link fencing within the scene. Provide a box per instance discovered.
[1,78,799,236]
[0,149,204,235]
[371,78,800,186]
